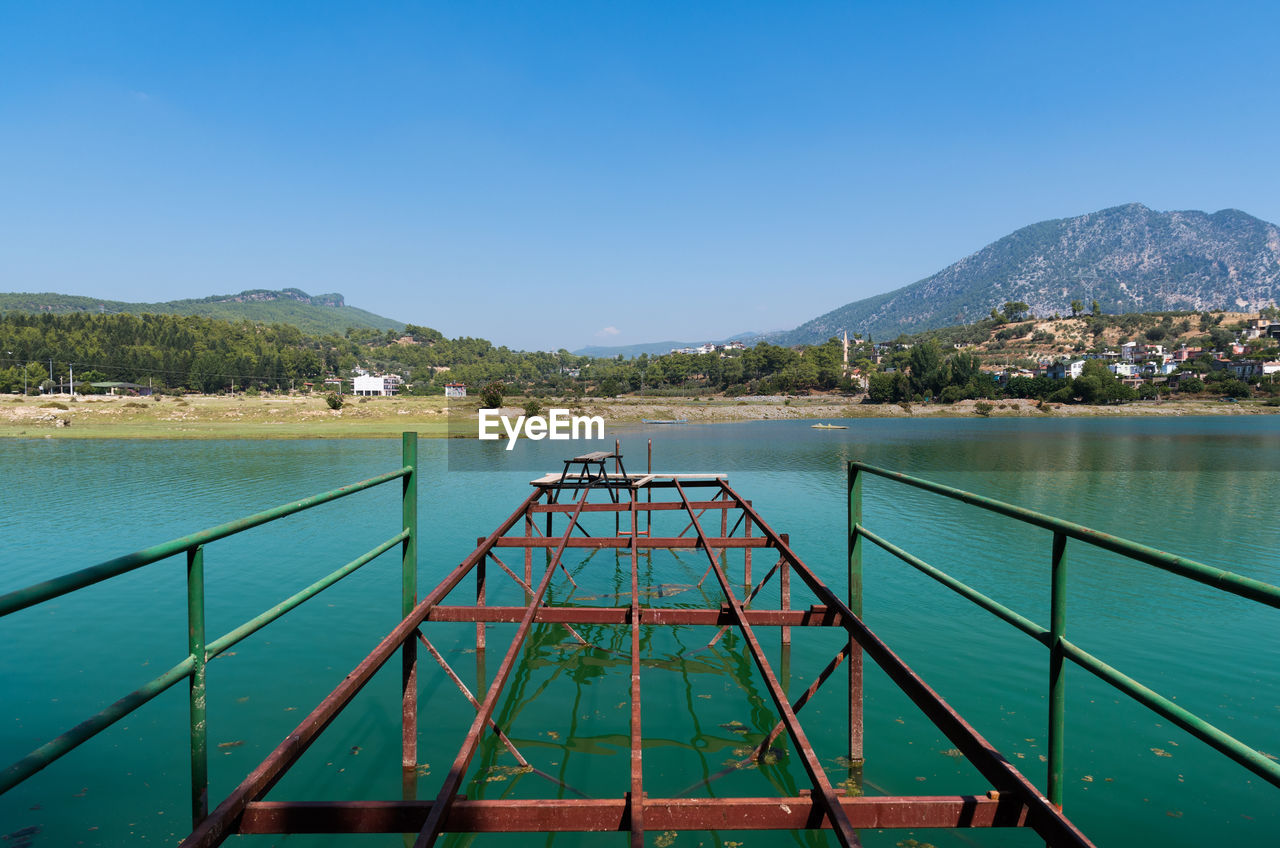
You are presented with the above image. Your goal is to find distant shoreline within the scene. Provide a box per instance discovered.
[1,392,1275,440]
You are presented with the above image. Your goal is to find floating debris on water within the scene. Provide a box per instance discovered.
[415,763,431,776]
[350,746,361,756]
[1082,775,1094,783]
[483,764,534,783]
[940,748,963,758]
[719,720,748,734]
[838,777,863,796]
[1151,748,1173,758]
[655,832,678,847]
[217,740,245,749]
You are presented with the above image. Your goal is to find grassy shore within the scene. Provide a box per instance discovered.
[1,392,1275,439]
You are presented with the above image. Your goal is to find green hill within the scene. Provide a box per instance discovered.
[0,288,404,336]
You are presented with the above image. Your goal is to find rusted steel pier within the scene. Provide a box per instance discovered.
[176,446,1092,848]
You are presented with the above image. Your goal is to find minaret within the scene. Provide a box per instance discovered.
[842,331,849,374]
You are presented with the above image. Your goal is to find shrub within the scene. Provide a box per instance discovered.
[974,401,994,416]
[324,392,344,410]
[1218,379,1252,399]
[523,399,542,417]
[122,401,147,409]
[39,401,69,410]
[480,381,505,409]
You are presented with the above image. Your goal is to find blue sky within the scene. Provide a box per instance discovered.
[3,1,1279,351]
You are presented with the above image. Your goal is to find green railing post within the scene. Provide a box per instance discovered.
[401,432,419,772]
[1048,531,1067,809]
[847,463,864,771]
[186,544,208,826]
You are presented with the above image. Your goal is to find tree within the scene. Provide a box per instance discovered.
[1218,379,1251,399]
[480,380,504,409]
[907,339,944,399]
[1001,301,1030,323]
[1070,300,1083,318]
[1091,300,1101,316]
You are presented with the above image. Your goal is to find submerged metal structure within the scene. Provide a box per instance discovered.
[4,433,1276,846]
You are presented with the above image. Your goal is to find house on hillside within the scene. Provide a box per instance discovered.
[1226,360,1263,380]
[444,382,467,398]
[1109,362,1139,377]
[1245,318,1278,340]
[1047,360,1085,380]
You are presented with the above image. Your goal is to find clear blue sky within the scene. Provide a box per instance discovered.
[3,1,1279,351]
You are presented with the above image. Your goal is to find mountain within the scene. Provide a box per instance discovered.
[0,288,404,336]
[771,203,1280,345]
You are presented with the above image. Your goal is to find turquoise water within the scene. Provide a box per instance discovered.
[1,417,1277,847]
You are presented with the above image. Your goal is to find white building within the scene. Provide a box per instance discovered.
[352,374,400,396]
[444,382,467,398]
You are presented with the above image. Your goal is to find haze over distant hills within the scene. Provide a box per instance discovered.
[572,334,769,358]
[768,203,1280,345]
[0,288,404,336]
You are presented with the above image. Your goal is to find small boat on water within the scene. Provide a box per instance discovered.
[642,419,688,424]
[811,423,848,429]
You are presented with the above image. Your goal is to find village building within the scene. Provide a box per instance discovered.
[352,374,401,396]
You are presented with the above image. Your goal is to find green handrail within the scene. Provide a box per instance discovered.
[848,460,1280,811]
[0,433,419,830]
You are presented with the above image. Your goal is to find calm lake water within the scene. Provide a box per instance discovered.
[1,417,1277,848]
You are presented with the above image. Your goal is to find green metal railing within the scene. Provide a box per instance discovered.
[848,461,1280,810]
[0,432,419,827]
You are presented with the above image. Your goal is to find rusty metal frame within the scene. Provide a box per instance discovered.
[180,466,1095,848]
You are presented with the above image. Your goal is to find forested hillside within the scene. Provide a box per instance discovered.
[0,288,403,335]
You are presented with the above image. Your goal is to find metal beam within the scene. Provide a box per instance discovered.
[412,486,593,847]
[673,480,861,848]
[241,795,1028,833]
